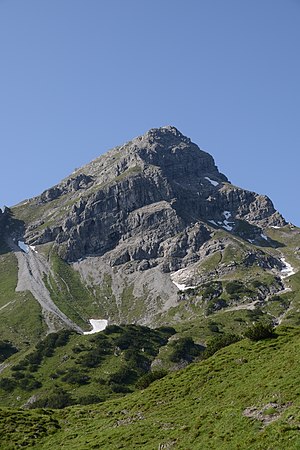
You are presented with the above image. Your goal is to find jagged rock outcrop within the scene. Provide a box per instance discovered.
[39,173,94,203]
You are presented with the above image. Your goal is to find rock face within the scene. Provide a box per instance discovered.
[10,126,288,327]
[22,126,285,265]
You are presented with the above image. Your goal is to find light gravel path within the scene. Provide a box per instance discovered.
[0,363,9,374]
[225,301,260,312]
[224,287,292,316]
[0,300,16,311]
[7,238,83,334]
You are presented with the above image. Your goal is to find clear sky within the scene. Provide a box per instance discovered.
[0,0,299,224]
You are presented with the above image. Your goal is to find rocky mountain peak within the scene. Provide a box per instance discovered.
[123,126,223,179]
[13,127,286,266]
[138,125,192,146]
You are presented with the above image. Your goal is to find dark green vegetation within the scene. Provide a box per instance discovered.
[0,341,18,362]
[1,326,300,449]
[0,325,180,409]
[244,322,275,341]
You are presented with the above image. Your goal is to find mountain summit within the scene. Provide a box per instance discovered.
[19,126,284,261]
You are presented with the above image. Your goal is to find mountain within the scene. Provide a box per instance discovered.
[1,126,297,341]
[1,126,300,448]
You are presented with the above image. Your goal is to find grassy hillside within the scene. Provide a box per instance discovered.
[0,325,184,409]
[0,244,46,349]
[1,325,300,449]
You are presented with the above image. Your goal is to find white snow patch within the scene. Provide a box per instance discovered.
[172,281,196,291]
[209,217,234,231]
[223,211,232,220]
[271,226,282,229]
[170,267,197,291]
[205,177,219,187]
[248,239,255,244]
[172,281,187,290]
[260,233,268,241]
[18,241,29,253]
[280,257,296,279]
[83,319,108,335]
[222,211,234,231]
[29,245,38,253]
[0,206,5,213]
[222,222,233,231]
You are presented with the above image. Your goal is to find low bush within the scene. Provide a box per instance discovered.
[155,326,176,336]
[225,281,245,295]
[0,340,18,362]
[136,369,168,389]
[202,282,223,300]
[104,325,123,335]
[36,330,73,358]
[244,322,275,341]
[204,334,241,358]
[77,394,105,405]
[11,371,25,380]
[110,383,131,394]
[247,308,264,321]
[19,376,42,391]
[77,352,103,368]
[11,360,28,371]
[108,366,137,385]
[207,322,220,333]
[61,369,90,385]
[29,387,74,409]
[0,377,17,392]
[169,337,203,363]
[123,349,150,372]
[206,298,227,315]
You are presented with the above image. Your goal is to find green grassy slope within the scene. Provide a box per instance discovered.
[0,247,46,349]
[1,326,300,449]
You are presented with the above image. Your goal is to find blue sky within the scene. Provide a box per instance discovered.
[0,0,299,224]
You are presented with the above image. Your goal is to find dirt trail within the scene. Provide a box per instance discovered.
[7,238,83,334]
[0,363,9,374]
[224,286,292,317]
[225,301,259,312]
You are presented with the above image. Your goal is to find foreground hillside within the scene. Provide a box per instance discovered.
[1,325,300,449]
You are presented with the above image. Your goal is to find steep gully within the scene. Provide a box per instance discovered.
[6,238,83,334]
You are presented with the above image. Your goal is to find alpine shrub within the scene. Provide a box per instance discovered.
[244,322,275,341]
